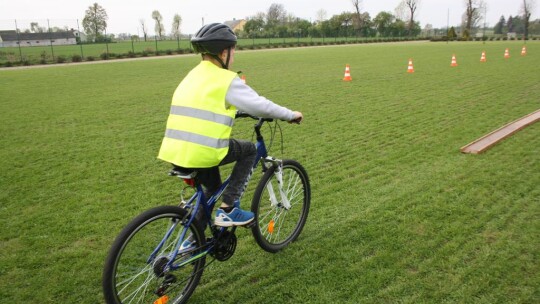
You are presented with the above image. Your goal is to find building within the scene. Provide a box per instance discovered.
[0,30,77,47]
[224,19,247,33]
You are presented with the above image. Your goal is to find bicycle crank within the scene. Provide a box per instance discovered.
[211,230,237,261]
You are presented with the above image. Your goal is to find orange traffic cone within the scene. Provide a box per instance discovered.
[451,54,458,67]
[480,51,487,62]
[521,46,527,56]
[343,64,352,81]
[407,59,414,73]
[241,75,246,84]
[504,48,510,59]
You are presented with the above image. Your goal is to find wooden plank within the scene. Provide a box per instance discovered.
[460,109,540,154]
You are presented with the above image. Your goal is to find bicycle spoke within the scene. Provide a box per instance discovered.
[252,160,310,252]
[104,206,207,304]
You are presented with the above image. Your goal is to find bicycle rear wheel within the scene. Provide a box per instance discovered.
[103,206,206,304]
[251,159,310,253]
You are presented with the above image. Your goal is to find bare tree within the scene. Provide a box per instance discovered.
[171,14,182,39]
[351,0,363,34]
[521,0,536,38]
[316,9,327,24]
[463,0,485,36]
[152,10,165,39]
[139,19,148,41]
[395,1,408,20]
[405,0,420,35]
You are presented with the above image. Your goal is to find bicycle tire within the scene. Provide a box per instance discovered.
[103,205,206,304]
[251,159,310,253]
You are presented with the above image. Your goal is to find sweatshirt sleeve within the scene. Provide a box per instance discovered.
[225,77,295,121]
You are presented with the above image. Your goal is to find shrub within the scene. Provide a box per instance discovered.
[56,55,67,63]
[100,52,109,60]
[71,54,82,62]
[86,56,95,61]
[127,51,136,58]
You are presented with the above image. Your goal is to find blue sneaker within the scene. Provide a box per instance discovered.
[178,235,195,254]
[214,207,254,227]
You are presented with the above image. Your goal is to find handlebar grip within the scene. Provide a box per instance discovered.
[235,111,252,118]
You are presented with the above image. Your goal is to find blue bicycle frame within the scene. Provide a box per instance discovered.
[155,115,279,271]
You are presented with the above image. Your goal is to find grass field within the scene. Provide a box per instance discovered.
[1,41,539,303]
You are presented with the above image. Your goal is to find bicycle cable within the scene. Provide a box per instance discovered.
[265,120,284,157]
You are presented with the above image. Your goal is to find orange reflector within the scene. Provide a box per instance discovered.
[154,295,169,304]
[268,220,275,234]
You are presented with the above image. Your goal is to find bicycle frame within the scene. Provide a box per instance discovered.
[154,117,290,272]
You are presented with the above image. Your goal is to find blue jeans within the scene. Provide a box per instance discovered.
[195,139,257,207]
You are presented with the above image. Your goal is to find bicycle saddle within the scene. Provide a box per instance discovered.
[169,166,197,179]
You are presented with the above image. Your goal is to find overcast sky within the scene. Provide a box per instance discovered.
[0,0,534,34]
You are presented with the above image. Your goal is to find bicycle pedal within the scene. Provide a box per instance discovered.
[243,221,256,228]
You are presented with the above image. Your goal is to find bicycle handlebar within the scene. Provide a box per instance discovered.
[235,111,274,122]
[235,111,302,124]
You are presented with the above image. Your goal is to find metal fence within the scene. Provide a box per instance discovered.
[1,19,536,67]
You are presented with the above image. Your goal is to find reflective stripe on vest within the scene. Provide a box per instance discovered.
[157,61,238,168]
[169,105,234,127]
[164,129,229,149]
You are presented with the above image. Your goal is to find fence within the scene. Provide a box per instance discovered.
[2,18,535,67]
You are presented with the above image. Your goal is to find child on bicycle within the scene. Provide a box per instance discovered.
[158,23,303,227]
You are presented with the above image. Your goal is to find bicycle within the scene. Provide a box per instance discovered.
[102,113,311,304]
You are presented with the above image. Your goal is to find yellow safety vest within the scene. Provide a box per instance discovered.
[158,61,238,168]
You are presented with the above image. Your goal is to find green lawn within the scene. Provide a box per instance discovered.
[0,41,538,303]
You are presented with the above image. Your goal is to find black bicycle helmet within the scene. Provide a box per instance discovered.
[191,23,237,69]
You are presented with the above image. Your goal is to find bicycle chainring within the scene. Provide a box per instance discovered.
[211,230,237,261]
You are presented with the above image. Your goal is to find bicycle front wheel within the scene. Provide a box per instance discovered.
[102,206,206,304]
[251,159,310,253]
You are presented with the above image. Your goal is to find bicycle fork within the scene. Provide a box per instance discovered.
[264,157,292,210]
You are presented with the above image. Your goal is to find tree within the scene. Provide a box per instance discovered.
[422,23,434,36]
[373,11,395,37]
[351,0,363,35]
[244,13,265,37]
[82,2,108,42]
[463,0,485,37]
[494,15,505,34]
[405,0,420,35]
[521,0,536,38]
[316,9,328,24]
[507,15,514,32]
[448,26,457,39]
[139,19,148,41]
[152,10,165,39]
[266,3,286,31]
[171,14,182,39]
[510,15,526,34]
[30,22,45,33]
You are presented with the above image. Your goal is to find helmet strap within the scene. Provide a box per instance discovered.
[224,47,232,69]
[207,47,231,69]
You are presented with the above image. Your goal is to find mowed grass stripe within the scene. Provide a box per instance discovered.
[0,41,538,303]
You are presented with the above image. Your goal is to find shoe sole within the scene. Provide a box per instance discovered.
[214,218,254,227]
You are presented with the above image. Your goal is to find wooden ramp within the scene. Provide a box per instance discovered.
[460,109,540,154]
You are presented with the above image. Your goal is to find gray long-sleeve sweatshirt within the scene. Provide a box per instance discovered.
[225,77,295,121]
